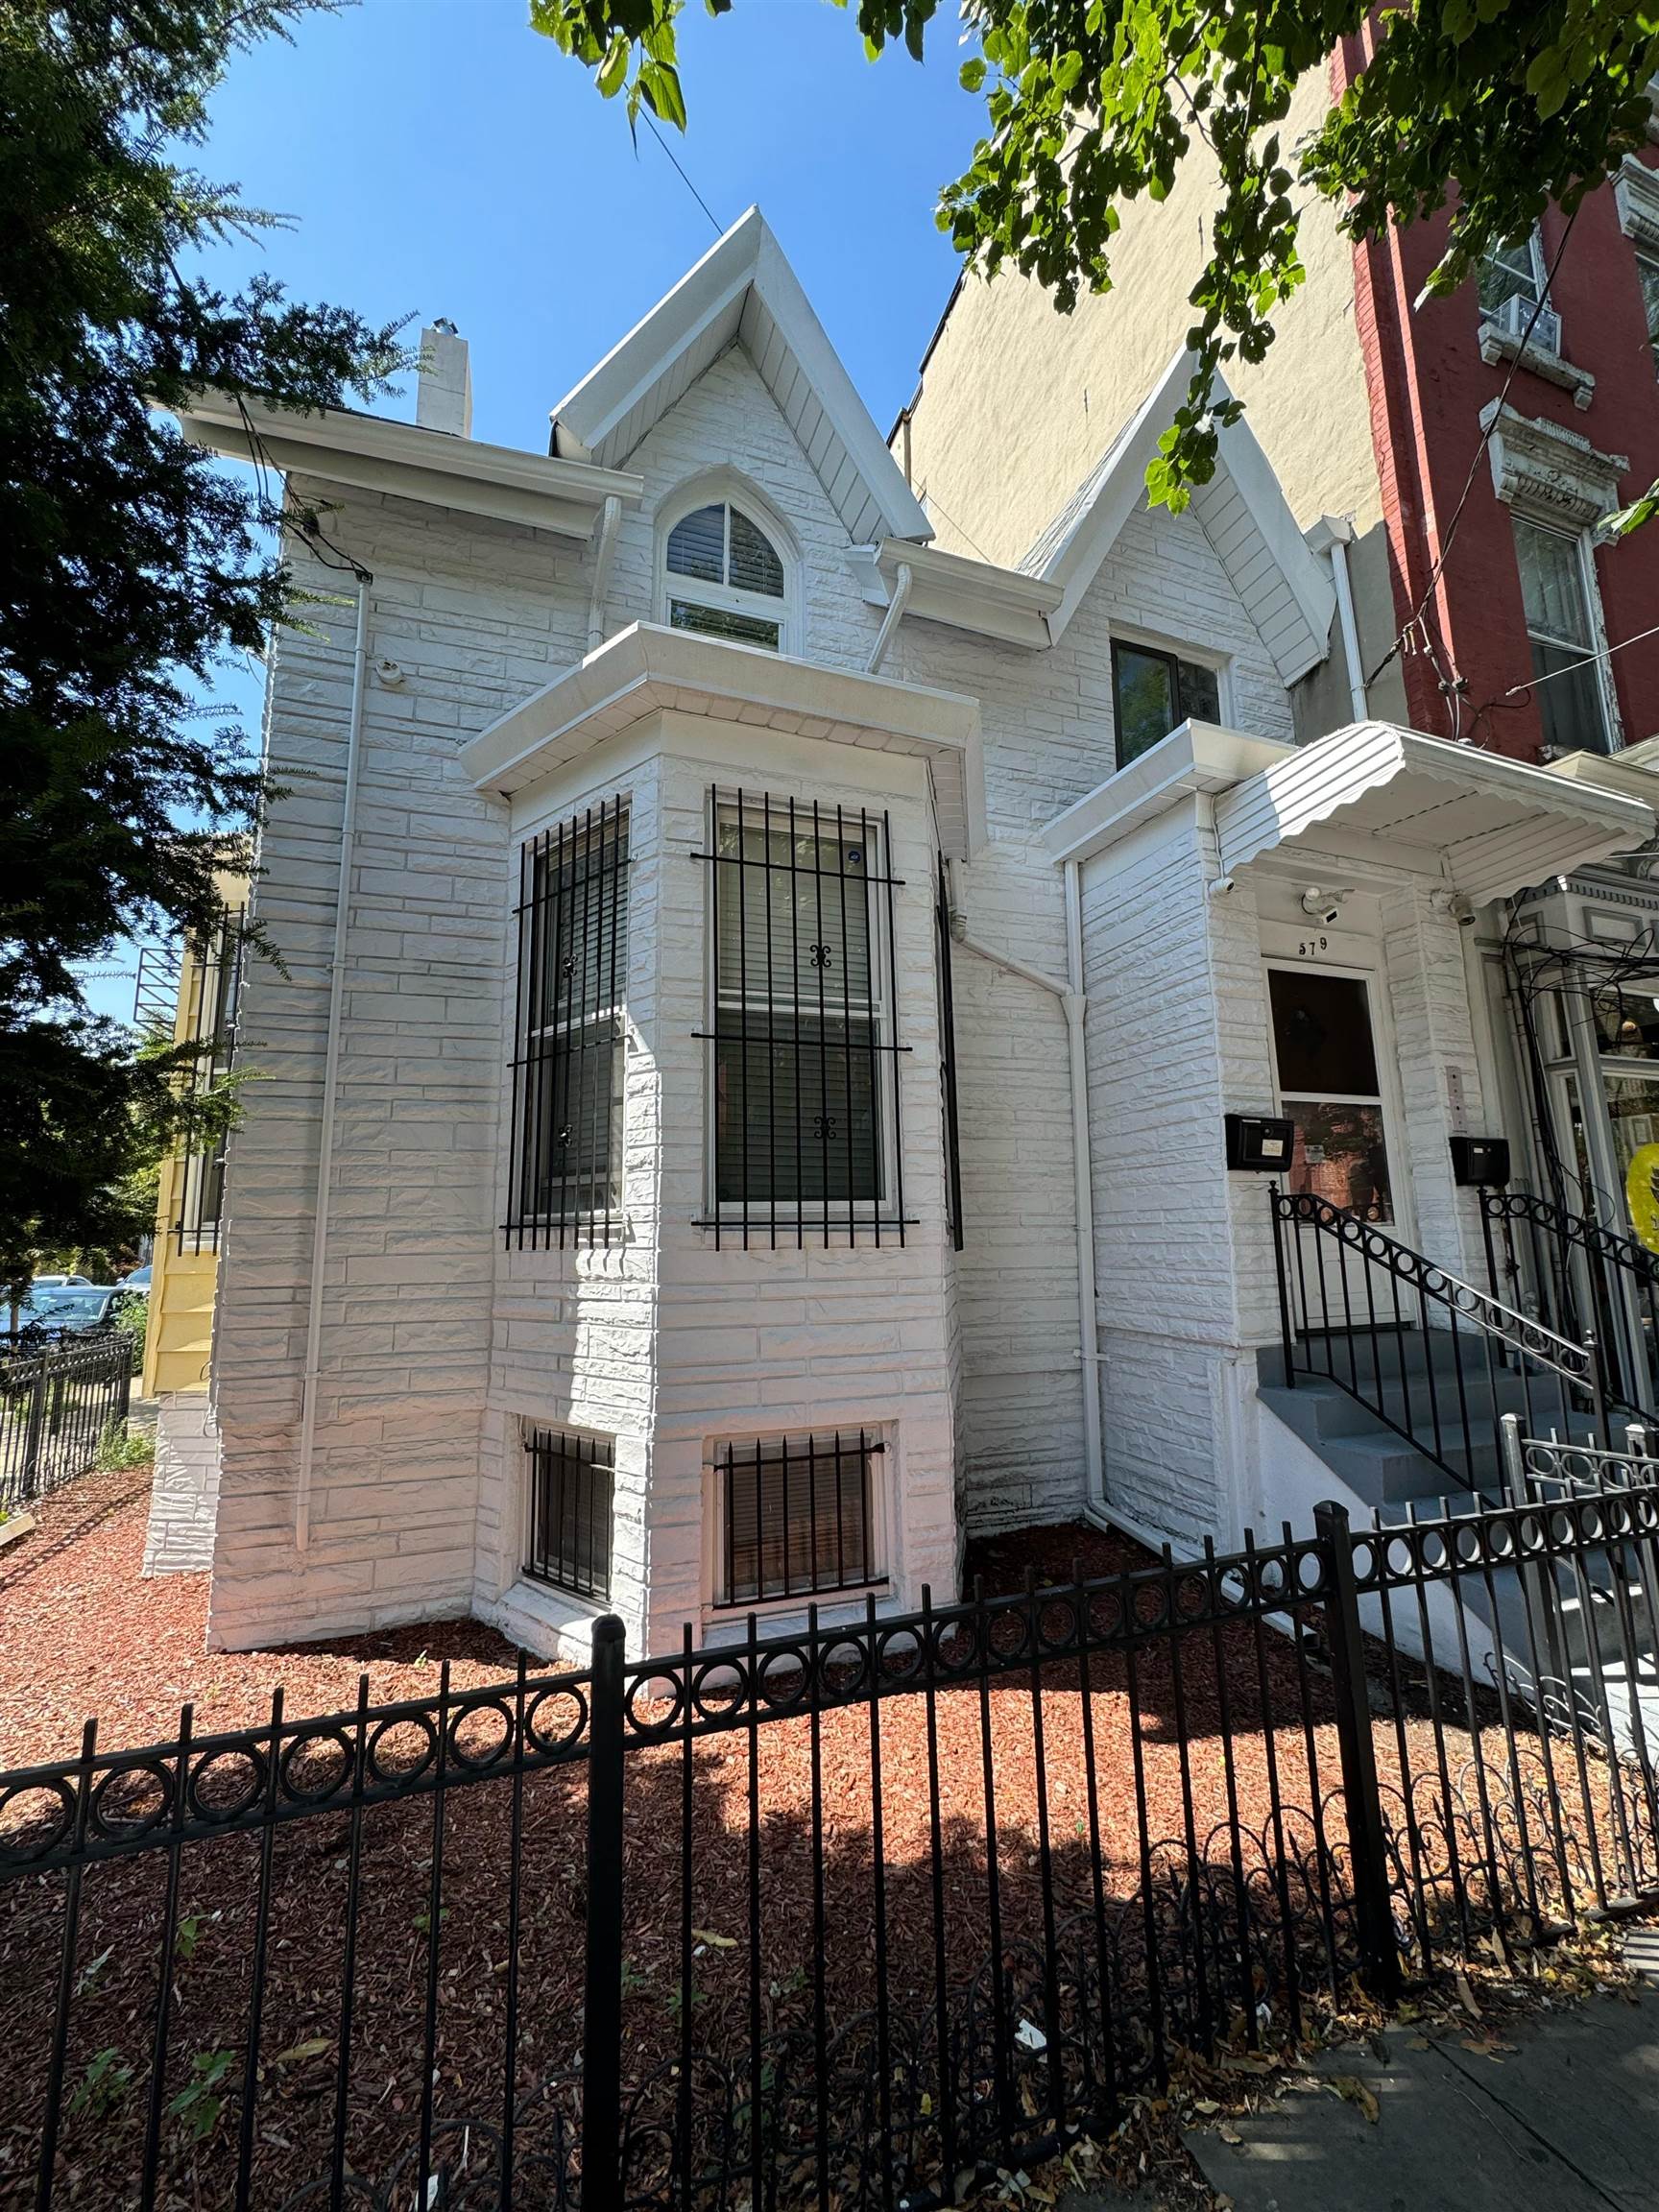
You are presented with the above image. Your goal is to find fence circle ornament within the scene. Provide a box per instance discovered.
[186,1744,269,1823]
[91,1760,173,1839]
[527,1680,589,1755]
[365,1713,438,1791]
[0,1779,74,1863]
[621,1670,685,1737]
[278,1724,353,1803]
[447,1696,516,1772]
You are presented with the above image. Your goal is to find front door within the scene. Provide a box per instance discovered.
[1267,967,1400,1224]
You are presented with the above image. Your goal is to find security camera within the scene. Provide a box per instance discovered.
[1300,886,1348,927]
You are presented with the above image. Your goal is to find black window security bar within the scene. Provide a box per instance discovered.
[717,1428,882,1606]
[935,859,964,1251]
[171,911,247,1254]
[506,798,630,1249]
[525,1426,613,1602]
[694,787,910,1249]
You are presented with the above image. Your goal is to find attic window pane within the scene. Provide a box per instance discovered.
[669,599,781,650]
[666,503,725,584]
[729,508,784,597]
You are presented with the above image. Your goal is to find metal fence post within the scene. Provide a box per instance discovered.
[582,1614,627,2212]
[1313,1501,1402,2004]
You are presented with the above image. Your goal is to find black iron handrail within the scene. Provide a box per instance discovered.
[1479,1185,1659,1421]
[1270,1189,1607,1489]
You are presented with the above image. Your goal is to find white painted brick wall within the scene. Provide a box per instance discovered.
[143,1396,224,1575]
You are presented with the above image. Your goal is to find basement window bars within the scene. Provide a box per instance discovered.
[170,911,247,1255]
[524,1426,613,1603]
[694,788,910,1248]
[716,1430,884,1607]
[506,798,630,1248]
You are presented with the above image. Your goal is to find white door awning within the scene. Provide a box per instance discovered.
[1213,721,1654,902]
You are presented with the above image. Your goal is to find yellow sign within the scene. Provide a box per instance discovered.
[1626,1142,1659,1254]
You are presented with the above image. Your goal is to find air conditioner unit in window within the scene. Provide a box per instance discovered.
[1496,290,1562,357]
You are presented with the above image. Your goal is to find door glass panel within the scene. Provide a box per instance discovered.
[1269,971,1382,1094]
[1605,1072,1659,1248]
[1285,1104,1393,1219]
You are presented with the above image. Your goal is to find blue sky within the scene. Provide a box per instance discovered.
[80,0,984,1024]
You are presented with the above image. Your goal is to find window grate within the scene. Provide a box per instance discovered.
[717,1430,883,1607]
[171,911,247,1255]
[525,1427,613,1602]
[693,787,911,1249]
[505,798,630,1248]
[935,861,964,1251]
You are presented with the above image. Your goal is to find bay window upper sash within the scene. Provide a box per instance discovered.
[460,619,985,860]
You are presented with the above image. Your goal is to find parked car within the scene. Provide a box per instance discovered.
[6,1286,121,1343]
[120,1264,152,1292]
[30,1273,92,1289]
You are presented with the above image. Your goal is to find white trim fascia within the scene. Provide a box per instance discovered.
[460,621,987,857]
[1545,741,1659,802]
[173,392,642,542]
[848,539,1063,649]
[1212,719,1654,899]
[1042,718,1291,867]
[1032,348,1334,684]
[549,206,934,545]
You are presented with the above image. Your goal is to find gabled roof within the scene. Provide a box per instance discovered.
[550,207,934,548]
[1022,349,1336,684]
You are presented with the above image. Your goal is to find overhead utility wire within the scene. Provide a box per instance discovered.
[640,109,723,237]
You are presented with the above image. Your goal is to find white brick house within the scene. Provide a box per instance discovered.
[158,211,1656,1659]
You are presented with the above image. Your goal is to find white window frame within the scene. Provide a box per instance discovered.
[656,478,797,654]
[1511,515,1617,757]
[702,787,902,1236]
[1479,225,1548,318]
[1107,621,1234,773]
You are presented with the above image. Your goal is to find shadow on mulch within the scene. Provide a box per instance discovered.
[0,1465,152,1594]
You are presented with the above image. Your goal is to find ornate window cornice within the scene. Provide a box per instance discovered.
[1480,401,1627,530]
[1616,153,1659,253]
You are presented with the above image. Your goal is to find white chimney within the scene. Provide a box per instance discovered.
[416,320,471,438]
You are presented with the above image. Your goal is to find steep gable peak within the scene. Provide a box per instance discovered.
[550,206,933,549]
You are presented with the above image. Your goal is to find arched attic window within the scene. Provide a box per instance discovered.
[661,495,789,652]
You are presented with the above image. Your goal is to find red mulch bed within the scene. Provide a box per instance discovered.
[0,1465,522,1773]
[0,1476,1596,2212]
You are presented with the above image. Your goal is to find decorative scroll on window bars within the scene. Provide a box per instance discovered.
[505,798,630,1249]
[171,910,247,1254]
[524,1426,613,1602]
[694,787,910,1249]
[935,859,964,1252]
[717,1429,883,1606]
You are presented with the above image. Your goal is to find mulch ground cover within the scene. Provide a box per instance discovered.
[0,1475,1638,2210]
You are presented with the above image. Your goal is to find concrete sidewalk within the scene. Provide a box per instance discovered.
[1182,1985,1659,2211]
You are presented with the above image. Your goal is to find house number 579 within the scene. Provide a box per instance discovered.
[1296,934,1330,957]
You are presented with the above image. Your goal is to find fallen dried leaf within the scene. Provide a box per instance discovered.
[1329,2075,1381,2124]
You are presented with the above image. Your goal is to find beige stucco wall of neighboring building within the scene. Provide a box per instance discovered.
[899,71,1380,566]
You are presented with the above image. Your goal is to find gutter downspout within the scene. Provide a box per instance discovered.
[1063,859,1105,1516]
[296,577,372,1553]
[865,560,913,674]
[1320,516,1369,723]
[946,864,1104,1517]
[587,494,622,652]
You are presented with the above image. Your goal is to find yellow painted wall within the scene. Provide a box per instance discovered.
[140,885,240,1399]
[901,72,1380,565]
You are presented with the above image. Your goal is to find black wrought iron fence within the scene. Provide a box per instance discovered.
[1479,1185,1659,1423]
[0,1484,1655,2212]
[0,1334,132,1513]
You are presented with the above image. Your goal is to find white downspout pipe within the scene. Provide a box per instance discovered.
[1063,858,1105,1515]
[946,865,1104,1518]
[1323,517,1369,723]
[296,578,372,1553]
[586,494,622,652]
[865,560,913,674]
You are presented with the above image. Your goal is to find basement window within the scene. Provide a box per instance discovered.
[662,499,787,650]
[525,1427,613,1603]
[715,1430,884,1607]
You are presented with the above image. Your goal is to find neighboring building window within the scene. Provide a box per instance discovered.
[506,797,630,1248]
[662,498,787,650]
[697,788,907,1249]
[1111,639,1222,769]
[1512,517,1611,755]
[1638,252,1659,366]
[715,1430,883,1606]
[1479,227,1546,317]
[525,1427,613,1602]
[158,910,246,1254]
